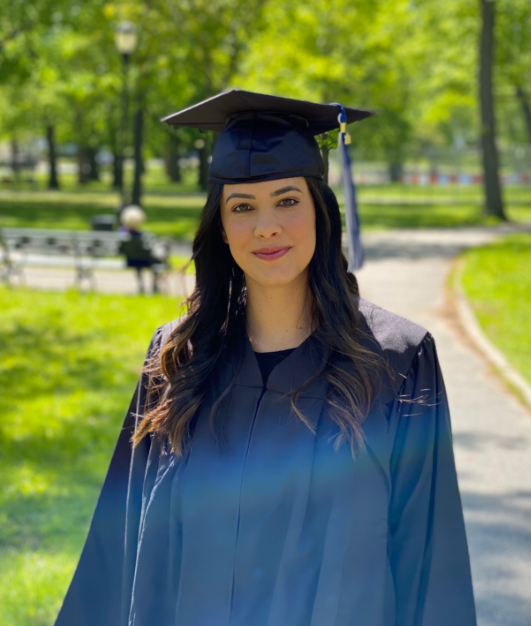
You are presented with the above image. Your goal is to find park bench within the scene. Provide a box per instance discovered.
[0,226,170,294]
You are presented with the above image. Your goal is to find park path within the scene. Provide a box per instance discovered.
[4,223,531,625]
[357,224,531,626]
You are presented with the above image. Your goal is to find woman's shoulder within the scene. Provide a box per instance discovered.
[159,317,183,346]
[356,297,428,352]
[355,297,432,389]
[145,316,185,357]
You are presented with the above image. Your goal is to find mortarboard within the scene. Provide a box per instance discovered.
[162,90,371,270]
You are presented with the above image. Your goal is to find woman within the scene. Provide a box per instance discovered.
[55,92,476,626]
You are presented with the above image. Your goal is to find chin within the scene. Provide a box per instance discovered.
[246,266,307,288]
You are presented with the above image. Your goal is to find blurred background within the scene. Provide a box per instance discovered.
[0,1,530,625]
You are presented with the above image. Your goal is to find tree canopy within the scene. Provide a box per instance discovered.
[0,0,529,204]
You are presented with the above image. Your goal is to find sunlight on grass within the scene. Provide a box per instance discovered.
[0,551,75,626]
[462,233,531,385]
[0,287,184,625]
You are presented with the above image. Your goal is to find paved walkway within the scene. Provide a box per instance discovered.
[3,223,531,625]
[357,224,531,626]
[5,264,196,297]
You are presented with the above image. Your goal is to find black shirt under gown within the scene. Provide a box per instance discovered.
[254,348,295,386]
[54,298,477,626]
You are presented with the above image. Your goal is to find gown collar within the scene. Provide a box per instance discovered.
[234,330,327,399]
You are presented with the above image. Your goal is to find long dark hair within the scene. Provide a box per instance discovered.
[133,177,388,456]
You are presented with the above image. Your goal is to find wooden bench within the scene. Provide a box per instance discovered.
[0,227,170,293]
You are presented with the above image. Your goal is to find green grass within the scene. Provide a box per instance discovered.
[0,287,184,626]
[169,255,195,273]
[358,202,531,229]
[1,186,530,239]
[357,183,531,206]
[461,233,531,386]
[0,163,201,195]
[0,190,205,240]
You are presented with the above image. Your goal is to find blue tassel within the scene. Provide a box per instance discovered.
[331,103,364,272]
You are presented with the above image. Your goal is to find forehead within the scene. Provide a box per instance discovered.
[221,177,309,203]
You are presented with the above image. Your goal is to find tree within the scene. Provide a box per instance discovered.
[45,124,60,189]
[497,0,531,146]
[232,0,425,175]
[2,0,529,203]
[479,0,505,218]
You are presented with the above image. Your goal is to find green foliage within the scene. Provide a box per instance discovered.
[316,130,339,152]
[2,0,531,184]
[233,0,417,161]
[0,287,184,625]
[496,0,531,143]
[461,232,531,385]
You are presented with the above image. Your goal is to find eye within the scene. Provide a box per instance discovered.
[232,203,254,213]
[278,197,299,207]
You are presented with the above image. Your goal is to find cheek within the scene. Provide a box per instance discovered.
[285,211,316,253]
[223,219,253,253]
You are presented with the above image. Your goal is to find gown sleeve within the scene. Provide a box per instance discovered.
[54,327,164,626]
[387,333,477,626]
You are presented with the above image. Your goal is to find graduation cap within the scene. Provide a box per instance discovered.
[162,90,371,271]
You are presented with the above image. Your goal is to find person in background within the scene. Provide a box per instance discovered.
[118,205,165,294]
[118,204,147,236]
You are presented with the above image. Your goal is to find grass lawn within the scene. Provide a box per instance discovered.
[461,233,531,387]
[0,287,184,626]
[0,190,205,240]
[1,185,531,239]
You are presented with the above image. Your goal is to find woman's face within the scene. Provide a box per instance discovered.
[220,177,316,288]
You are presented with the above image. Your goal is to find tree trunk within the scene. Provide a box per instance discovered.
[78,145,90,185]
[165,132,181,183]
[119,54,131,203]
[389,162,403,183]
[320,144,330,184]
[165,149,181,182]
[108,110,123,189]
[131,107,144,206]
[75,109,89,185]
[113,153,123,189]
[515,84,531,145]
[479,0,505,219]
[10,138,20,180]
[198,133,211,192]
[87,145,100,181]
[46,125,60,190]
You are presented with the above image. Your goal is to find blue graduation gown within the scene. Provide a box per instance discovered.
[54,298,476,626]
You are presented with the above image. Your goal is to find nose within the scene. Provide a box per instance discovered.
[253,206,281,239]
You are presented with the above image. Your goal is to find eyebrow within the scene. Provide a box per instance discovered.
[270,185,303,197]
[224,185,303,205]
[225,192,255,204]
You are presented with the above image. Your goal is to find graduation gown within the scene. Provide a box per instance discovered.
[54,298,476,626]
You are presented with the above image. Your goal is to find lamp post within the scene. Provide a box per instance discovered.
[114,20,138,206]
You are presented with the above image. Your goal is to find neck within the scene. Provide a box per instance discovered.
[245,271,314,353]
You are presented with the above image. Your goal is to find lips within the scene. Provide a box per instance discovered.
[252,246,292,261]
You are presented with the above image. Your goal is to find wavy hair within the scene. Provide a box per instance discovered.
[133,177,389,456]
